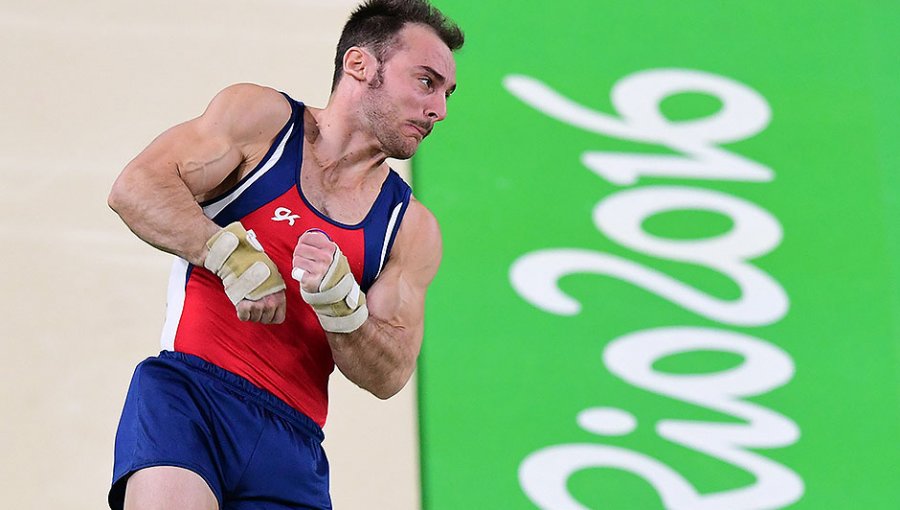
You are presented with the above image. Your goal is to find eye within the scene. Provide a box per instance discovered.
[419,76,433,89]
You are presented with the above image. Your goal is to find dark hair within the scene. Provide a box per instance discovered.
[331,0,464,91]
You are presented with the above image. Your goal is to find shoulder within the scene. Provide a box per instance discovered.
[403,197,440,237]
[199,83,292,145]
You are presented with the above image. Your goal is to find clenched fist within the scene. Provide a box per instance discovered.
[291,229,337,293]
[292,229,368,333]
[204,222,286,324]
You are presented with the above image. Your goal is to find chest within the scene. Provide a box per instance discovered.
[299,162,386,226]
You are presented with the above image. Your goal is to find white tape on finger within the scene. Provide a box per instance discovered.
[292,267,306,282]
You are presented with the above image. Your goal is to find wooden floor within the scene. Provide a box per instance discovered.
[0,1,420,508]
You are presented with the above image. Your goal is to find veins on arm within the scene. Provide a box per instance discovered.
[179,144,247,203]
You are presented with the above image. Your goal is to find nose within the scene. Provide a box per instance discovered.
[426,94,448,123]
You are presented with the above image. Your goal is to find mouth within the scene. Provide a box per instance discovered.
[408,122,431,139]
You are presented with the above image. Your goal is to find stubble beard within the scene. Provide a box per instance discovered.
[362,74,420,160]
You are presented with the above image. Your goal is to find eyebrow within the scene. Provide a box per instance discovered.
[418,65,457,94]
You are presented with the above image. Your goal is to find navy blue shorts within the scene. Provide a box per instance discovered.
[109,351,331,510]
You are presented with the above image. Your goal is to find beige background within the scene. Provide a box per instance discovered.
[0,1,421,508]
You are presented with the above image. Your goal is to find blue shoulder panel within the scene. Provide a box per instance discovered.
[360,170,412,291]
[200,94,304,226]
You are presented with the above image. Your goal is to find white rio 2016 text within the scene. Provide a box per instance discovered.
[504,69,803,510]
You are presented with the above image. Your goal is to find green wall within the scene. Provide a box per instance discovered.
[416,1,900,508]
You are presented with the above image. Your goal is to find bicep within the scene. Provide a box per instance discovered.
[116,84,290,199]
[123,118,243,199]
[366,200,442,332]
[366,262,427,333]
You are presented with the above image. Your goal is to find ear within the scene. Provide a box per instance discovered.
[343,46,375,83]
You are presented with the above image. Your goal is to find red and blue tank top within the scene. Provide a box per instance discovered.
[159,94,412,427]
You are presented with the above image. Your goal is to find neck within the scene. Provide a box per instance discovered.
[305,91,388,186]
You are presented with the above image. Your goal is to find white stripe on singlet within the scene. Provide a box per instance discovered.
[201,123,294,219]
[159,257,190,351]
[375,202,404,279]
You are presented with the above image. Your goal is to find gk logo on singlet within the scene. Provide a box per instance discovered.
[272,207,300,226]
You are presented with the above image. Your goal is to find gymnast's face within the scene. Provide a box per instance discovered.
[361,23,457,160]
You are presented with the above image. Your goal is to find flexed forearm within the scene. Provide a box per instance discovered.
[293,231,424,399]
[293,200,440,400]
[108,162,220,266]
[327,316,420,399]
